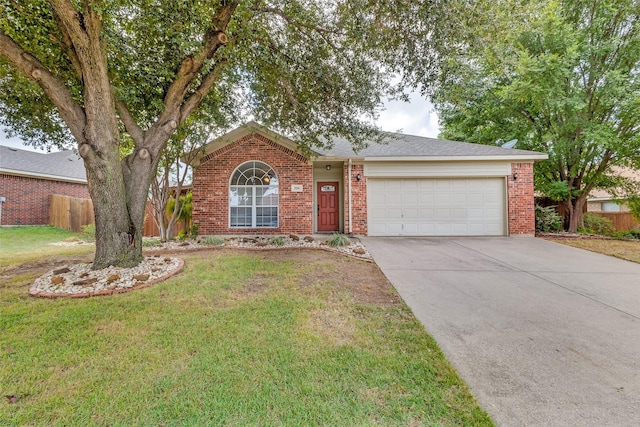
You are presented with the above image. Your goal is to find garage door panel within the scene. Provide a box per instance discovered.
[452,208,467,219]
[435,194,451,205]
[368,178,506,236]
[402,193,419,205]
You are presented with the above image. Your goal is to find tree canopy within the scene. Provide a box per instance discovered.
[430,0,640,231]
[0,0,447,267]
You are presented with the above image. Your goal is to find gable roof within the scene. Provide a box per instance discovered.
[0,145,87,183]
[192,121,311,166]
[196,122,547,163]
[318,133,547,161]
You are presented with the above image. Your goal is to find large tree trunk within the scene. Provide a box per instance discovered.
[81,139,159,269]
[563,196,587,233]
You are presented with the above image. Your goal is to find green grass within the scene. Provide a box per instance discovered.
[0,226,94,269]
[0,246,493,426]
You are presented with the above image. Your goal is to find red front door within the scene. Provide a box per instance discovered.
[317,182,339,232]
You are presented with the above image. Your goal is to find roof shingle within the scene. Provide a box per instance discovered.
[0,145,87,182]
[318,133,545,158]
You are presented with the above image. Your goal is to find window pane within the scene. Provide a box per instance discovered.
[256,186,279,207]
[230,207,252,227]
[230,187,253,207]
[256,207,278,227]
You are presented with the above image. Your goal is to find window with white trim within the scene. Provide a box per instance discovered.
[229,161,279,228]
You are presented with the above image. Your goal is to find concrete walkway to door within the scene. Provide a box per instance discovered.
[361,237,640,427]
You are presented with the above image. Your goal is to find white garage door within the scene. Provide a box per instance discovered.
[368,178,506,236]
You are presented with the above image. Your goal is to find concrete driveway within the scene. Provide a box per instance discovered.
[361,237,640,427]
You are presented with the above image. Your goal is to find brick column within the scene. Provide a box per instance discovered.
[343,163,367,235]
[507,162,535,235]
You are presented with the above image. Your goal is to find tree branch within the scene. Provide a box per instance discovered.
[114,99,145,145]
[50,8,83,79]
[162,4,236,112]
[0,29,86,144]
[47,0,89,53]
[145,3,237,147]
[179,59,228,122]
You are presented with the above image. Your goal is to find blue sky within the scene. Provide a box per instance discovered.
[0,93,440,152]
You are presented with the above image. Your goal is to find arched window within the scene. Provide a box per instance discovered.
[229,161,279,228]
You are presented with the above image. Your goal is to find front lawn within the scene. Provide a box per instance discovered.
[546,236,640,264]
[0,226,94,269]
[0,244,492,425]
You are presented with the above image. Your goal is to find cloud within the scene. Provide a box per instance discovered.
[377,92,440,138]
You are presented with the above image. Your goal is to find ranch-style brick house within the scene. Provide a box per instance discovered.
[191,122,548,237]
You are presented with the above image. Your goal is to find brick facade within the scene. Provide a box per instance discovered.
[0,174,89,225]
[343,163,367,235]
[507,162,535,235]
[191,131,538,237]
[192,133,314,235]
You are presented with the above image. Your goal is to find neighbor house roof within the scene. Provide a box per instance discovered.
[195,121,548,164]
[0,145,87,183]
[588,167,640,201]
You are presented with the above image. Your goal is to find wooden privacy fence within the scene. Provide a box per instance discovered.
[49,194,95,232]
[142,201,185,238]
[594,212,639,231]
[49,195,184,237]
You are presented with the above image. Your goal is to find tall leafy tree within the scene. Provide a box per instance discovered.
[430,0,640,232]
[0,0,445,268]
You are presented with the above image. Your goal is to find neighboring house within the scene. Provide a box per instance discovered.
[191,122,548,237]
[587,168,640,213]
[0,145,89,225]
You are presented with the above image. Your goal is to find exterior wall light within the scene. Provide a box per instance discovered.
[356,173,361,181]
[513,172,519,181]
[325,164,331,170]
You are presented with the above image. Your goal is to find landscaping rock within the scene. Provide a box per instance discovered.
[31,257,183,298]
[50,276,64,285]
[352,247,366,255]
[256,241,268,247]
[303,236,314,242]
[53,267,71,275]
[72,277,98,287]
[289,234,300,241]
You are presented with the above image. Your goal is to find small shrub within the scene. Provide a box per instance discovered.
[200,235,224,246]
[177,224,199,241]
[326,233,351,247]
[580,212,615,235]
[142,238,162,247]
[268,236,285,246]
[81,223,96,241]
[611,228,640,240]
[535,205,563,233]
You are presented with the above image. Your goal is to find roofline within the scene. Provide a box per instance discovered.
[0,168,87,184]
[191,121,320,166]
[315,154,548,162]
[362,154,548,162]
